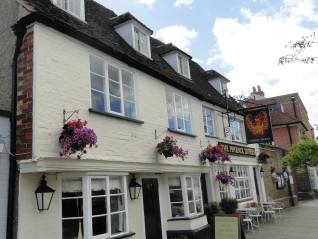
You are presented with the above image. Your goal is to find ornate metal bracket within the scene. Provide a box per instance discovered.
[63,109,79,124]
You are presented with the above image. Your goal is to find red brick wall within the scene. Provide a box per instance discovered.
[16,30,33,160]
[272,125,302,150]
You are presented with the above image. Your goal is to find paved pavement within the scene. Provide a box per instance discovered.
[246,200,318,239]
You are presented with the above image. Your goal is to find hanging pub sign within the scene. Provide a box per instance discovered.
[218,142,256,157]
[243,106,273,144]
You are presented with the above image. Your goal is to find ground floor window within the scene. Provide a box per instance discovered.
[232,166,251,200]
[61,175,128,239]
[168,175,203,218]
[216,165,229,200]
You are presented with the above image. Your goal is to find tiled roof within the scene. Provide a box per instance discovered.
[270,109,307,130]
[18,0,241,113]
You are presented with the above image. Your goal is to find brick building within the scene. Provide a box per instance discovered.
[248,86,315,199]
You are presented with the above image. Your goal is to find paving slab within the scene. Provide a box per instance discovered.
[246,200,318,239]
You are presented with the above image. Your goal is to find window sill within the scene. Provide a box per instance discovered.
[205,134,218,139]
[168,128,197,138]
[237,198,253,203]
[167,213,205,222]
[89,109,144,124]
[111,232,136,239]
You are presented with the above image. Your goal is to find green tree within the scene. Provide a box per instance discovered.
[283,136,318,167]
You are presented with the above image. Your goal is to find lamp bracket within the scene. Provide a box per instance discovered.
[63,109,79,124]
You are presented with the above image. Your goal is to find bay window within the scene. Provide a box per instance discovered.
[230,119,243,142]
[168,176,203,218]
[61,176,128,239]
[166,91,192,134]
[232,166,251,200]
[90,55,137,119]
[202,107,215,136]
[52,0,85,19]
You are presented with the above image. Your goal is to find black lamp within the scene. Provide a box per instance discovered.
[35,174,55,211]
[260,167,265,177]
[128,174,142,200]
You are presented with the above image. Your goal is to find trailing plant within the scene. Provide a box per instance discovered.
[219,198,238,214]
[199,144,230,164]
[59,119,97,159]
[216,171,234,185]
[156,135,188,160]
[258,151,270,164]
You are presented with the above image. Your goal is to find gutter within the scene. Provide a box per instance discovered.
[6,22,27,239]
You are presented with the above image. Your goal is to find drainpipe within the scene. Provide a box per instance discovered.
[290,96,298,119]
[287,125,293,148]
[6,23,27,239]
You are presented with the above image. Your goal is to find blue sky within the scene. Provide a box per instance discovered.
[96,0,318,132]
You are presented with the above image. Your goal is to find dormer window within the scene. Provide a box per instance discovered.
[52,0,85,20]
[209,78,229,96]
[177,54,190,78]
[133,27,151,57]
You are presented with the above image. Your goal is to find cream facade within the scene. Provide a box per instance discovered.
[16,21,264,239]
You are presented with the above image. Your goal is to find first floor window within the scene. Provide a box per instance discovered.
[232,166,251,200]
[168,176,203,218]
[166,91,192,134]
[202,107,215,136]
[230,119,243,142]
[61,176,128,239]
[90,55,136,119]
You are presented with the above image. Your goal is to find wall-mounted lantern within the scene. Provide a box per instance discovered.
[35,174,55,211]
[128,174,142,200]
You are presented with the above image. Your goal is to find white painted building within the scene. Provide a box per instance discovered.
[12,1,265,239]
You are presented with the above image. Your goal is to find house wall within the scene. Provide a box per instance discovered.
[272,125,301,150]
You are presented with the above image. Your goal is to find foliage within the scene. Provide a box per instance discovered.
[204,202,220,225]
[219,198,238,214]
[216,171,235,185]
[59,119,97,159]
[258,151,270,164]
[156,135,188,160]
[283,136,318,167]
[199,144,230,164]
[279,32,318,65]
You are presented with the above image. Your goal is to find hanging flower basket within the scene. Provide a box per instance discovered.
[258,151,270,164]
[156,135,188,160]
[59,119,97,159]
[216,171,235,185]
[199,144,230,164]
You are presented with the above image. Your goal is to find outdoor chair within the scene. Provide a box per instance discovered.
[240,210,254,232]
[261,203,277,223]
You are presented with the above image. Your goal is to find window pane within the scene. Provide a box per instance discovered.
[123,86,135,102]
[91,73,104,91]
[108,65,119,82]
[169,178,181,189]
[68,0,81,16]
[186,178,192,188]
[124,101,136,118]
[171,203,184,217]
[169,190,183,202]
[92,197,107,215]
[62,179,82,198]
[185,120,191,133]
[196,201,202,213]
[91,178,107,196]
[187,190,194,201]
[122,70,133,87]
[166,91,176,129]
[90,55,104,76]
[177,118,184,130]
[62,199,83,218]
[110,96,121,113]
[91,90,105,112]
[92,216,107,236]
[110,195,125,212]
[110,176,124,194]
[109,81,121,97]
[189,201,195,214]
[111,212,126,235]
[62,219,83,239]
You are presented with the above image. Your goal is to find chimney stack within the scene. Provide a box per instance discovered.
[249,85,265,100]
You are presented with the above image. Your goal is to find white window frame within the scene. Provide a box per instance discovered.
[168,175,204,218]
[89,54,138,119]
[133,26,151,58]
[230,119,243,142]
[232,166,252,201]
[166,90,193,134]
[52,0,85,20]
[202,107,216,137]
[59,175,129,239]
[177,54,190,78]
[215,165,229,200]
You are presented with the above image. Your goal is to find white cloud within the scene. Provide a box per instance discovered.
[209,0,318,133]
[174,0,194,7]
[154,25,198,52]
[134,0,156,8]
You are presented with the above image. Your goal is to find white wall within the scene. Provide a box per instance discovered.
[0,116,10,239]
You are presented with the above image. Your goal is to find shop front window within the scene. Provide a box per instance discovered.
[232,166,252,200]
